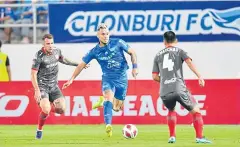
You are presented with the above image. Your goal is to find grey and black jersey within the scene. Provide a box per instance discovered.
[32,48,63,88]
[152,47,191,96]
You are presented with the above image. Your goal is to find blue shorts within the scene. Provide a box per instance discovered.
[102,78,128,100]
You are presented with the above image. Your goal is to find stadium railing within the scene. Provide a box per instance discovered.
[0,3,48,44]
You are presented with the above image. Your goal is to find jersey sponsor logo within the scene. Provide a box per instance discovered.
[64,7,240,37]
[107,60,121,69]
[98,52,115,61]
[0,93,29,117]
[46,62,58,68]
[164,78,177,84]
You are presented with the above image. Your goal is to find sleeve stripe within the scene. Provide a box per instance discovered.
[152,72,159,74]
[31,68,38,71]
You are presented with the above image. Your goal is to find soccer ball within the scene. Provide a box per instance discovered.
[122,124,138,139]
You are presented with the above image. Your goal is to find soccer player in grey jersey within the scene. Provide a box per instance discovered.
[31,34,81,139]
[152,31,211,144]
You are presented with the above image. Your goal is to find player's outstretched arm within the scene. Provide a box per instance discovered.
[185,58,205,87]
[62,60,87,89]
[185,58,201,78]
[59,57,78,66]
[70,61,87,80]
[127,48,138,78]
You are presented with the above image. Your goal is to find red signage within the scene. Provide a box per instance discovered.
[0,80,239,124]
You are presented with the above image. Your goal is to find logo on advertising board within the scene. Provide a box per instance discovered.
[64,7,240,37]
[49,2,240,42]
[53,95,207,117]
[0,93,29,117]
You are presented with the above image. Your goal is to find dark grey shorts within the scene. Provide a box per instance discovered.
[39,85,64,103]
[161,91,197,111]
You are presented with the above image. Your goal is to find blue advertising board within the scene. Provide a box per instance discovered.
[49,1,240,43]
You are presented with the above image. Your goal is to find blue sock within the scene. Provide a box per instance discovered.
[103,101,113,125]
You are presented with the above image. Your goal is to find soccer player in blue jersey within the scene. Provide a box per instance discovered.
[62,23,138,137]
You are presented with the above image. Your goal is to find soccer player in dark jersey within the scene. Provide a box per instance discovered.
[31,34,82,139]
[152,31,211,144]
[62,23,138,137]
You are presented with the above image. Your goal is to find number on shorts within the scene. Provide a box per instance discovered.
[163,53,174,71]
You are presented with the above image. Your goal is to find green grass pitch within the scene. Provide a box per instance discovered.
[0,125,240,147]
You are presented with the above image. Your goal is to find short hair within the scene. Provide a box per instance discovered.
[42,34,53,41]
[0,40,2,48]
[97,23,108,31]
[163,31,177,43]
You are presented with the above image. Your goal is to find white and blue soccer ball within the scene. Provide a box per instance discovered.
[122,124,138,139]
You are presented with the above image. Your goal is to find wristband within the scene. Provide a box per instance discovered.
[132,63,138,69]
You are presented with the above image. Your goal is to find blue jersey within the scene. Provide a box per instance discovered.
[82,38,130,79]
[0,7,18,21]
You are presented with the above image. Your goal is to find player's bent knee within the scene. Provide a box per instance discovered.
[105,97,113,102]
[113,105,120,112]
[113,108,120,112]
[53,98,66,114]
[40,102,51,114]
[113,101,123,112]
[54,104,66,114]
[40,98,51,114]
[190,106,200,114]
[41,106,51,114]
[103,90,114,101]
[54,107,65,114]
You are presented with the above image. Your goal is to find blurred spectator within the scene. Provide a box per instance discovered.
[0,40,11,81]
[0,1,18,43]
[43,0,65,3]
[36,0,48,43]
[17,0,35,43]
[37,1,48,24]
